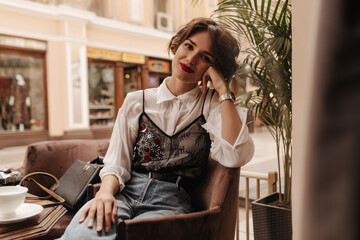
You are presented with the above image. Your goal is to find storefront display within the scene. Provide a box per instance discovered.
[0,52,46,132]
[147,58,171,86]
[88,62,115,128]
[148,58,170,73]
[87,48,168,130]
[124,67,138,95]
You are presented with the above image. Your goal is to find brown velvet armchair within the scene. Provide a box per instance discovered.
[18,139,240,240]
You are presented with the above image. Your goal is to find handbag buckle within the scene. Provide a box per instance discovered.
[83,164,90,171]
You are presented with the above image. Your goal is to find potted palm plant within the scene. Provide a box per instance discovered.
[213,0,292,239]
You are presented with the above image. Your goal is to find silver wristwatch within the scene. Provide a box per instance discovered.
[218,92,235,103]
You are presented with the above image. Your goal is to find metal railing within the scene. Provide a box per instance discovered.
[236,171,278,240]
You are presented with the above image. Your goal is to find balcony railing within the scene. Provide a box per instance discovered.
[236,171,278,240]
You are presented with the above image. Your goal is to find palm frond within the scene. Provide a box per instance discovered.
[214,0,292,206]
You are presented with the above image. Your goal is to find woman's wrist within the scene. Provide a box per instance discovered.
[100,174,119,195]
[216,86,228,96]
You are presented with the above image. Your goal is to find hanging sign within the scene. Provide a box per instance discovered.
[87,48,122,61]
[148,59,170,73]
[122,53,145,64]
[0,35,46,51]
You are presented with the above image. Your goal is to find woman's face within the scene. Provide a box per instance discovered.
[171,31,215,85]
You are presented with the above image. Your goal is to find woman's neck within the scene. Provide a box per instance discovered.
[166,77,198,96]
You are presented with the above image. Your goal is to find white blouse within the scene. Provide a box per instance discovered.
[99,78,254,191]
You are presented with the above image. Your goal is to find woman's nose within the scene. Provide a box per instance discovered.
[187,53,197,65]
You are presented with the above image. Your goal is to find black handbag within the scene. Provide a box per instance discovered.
[54,157,104,212]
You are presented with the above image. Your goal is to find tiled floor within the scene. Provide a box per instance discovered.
[0,126,276,240]
[244,126,277,173]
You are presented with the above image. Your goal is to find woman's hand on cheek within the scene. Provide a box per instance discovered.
[201,67,227,95]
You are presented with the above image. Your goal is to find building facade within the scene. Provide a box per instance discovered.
[0,0,218,147]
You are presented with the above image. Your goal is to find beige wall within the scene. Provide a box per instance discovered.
[0,9,60,36]
[117,0,128,22]
[86,28,169,57]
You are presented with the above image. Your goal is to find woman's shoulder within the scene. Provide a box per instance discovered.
[125,90,143,100]
[123,88,158,106]
[120,91,143,114]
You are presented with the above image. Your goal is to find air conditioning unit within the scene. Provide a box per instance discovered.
[156,12,173,32]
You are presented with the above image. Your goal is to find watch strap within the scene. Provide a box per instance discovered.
[218,92,235,103]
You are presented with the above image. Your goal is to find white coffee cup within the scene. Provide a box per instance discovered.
[0,185,28,218]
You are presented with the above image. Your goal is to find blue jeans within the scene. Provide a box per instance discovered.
[58,171,193,240]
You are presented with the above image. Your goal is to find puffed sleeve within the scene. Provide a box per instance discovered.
[99,91,142,192]
[202,94,255,168]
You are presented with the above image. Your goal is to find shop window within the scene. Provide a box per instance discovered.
[0,53,46,132]
[88,62,115,128]
[124,67,138,95]
[147,58,171,87]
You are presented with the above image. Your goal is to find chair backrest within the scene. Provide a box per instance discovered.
[188,158,239,208]
[19,139,109,196]
[188,158,240,240]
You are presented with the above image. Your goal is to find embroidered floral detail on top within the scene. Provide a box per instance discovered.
[134,122,166,163]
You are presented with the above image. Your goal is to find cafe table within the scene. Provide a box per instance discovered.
[0,193,67,240]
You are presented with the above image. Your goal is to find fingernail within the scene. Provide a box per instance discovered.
[97,225,102,231]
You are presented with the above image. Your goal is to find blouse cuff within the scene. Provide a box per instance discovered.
[202,106,250,148]
[99,170,126,192]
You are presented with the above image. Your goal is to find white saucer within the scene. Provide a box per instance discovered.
[0,203,43,224]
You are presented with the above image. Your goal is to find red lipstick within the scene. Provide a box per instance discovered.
[180,63,194,73]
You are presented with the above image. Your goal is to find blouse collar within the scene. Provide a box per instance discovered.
[156,77,202,105]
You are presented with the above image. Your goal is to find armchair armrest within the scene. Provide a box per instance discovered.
[117,207,222,240]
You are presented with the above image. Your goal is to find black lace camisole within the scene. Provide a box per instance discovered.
[132,89,214,180]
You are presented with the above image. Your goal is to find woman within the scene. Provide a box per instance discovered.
[59,17,254,239]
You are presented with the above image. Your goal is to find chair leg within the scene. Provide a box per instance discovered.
[236,205,239,240]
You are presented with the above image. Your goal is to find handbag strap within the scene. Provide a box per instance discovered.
[19,172,65,207]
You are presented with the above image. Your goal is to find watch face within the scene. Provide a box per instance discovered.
[219,92,235,102]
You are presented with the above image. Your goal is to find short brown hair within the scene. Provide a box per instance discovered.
[168,17,240,81]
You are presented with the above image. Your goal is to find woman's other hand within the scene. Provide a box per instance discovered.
[79,175,119,232]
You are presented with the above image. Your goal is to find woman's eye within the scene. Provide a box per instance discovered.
[202,56,212,63]
[184,43,193,50]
